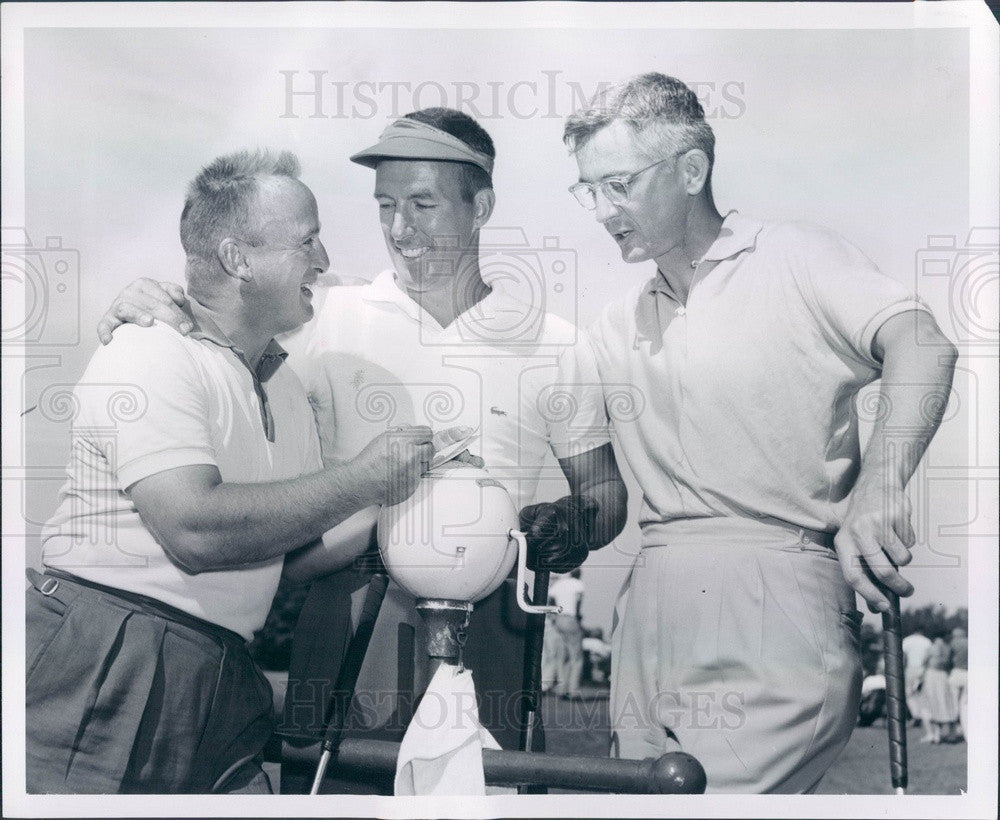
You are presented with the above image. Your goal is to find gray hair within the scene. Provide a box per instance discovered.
[179,149,301,269]
[563,73,715,170]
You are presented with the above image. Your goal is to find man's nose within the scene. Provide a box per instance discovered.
[593,189,618,224]
[390,210,413,241]
[313,238,330,273]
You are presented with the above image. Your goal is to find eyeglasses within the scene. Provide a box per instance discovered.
[568,151,685,210]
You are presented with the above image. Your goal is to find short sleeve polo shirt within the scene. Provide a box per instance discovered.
[283,271,609,512]
[584,212,931,542]
[41,309,323,640]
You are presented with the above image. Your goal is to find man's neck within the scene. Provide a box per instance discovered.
[652,202,725,306]
[189,295,273,369]
[402,261,492,329]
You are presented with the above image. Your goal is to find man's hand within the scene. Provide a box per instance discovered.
[431,425,484,469]
[519,494,599,573]
[834,471,915,613]
[97,278,191,344]
[351,425,436,507]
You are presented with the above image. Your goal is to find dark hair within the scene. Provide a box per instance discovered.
[404,108,494,200]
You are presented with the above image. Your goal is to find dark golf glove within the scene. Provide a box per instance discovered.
[519,494,599,573]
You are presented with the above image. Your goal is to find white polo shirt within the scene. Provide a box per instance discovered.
[575,212,931,543]
[41,307,322,640]
[284,271,609,511]
[549,574,585,615]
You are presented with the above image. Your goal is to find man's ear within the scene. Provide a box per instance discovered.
[218,238,252,282]
[681,150,711,196]
[472,188,496,230]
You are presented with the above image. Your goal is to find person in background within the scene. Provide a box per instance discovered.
[582,627,612,685]
[540,611,563,694]
[948,626,968,741]
[549,568,586,699]
[920,628,959,743]
[902,626,932,730]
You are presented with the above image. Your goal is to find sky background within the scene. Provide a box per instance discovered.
[12,23,988,635]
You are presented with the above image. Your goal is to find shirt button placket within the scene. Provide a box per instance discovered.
[674,298,690,470]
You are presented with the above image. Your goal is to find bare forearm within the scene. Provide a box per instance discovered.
[559,442,629,552]
[138,426,434,574]
[282,506,380,584]
[860,323,958,488]
[583,477,628,550]
[834,312,958,611]
[165,466,379,572]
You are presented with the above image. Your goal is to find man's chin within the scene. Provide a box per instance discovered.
[282,304,313,334]
[620,246,652,264]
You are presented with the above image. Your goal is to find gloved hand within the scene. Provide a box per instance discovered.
[519,494,599,573]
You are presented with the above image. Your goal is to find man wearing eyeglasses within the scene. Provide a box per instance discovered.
[561,73,958,792]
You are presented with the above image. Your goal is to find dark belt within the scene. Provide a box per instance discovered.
[27,567,248,646]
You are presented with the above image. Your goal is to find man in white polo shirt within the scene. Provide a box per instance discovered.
[94,111,627,775]
[561,73,958,792]
[548,569,586,699]
[28,150,438,793]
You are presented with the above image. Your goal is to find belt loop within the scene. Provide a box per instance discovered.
[39,577,60,596]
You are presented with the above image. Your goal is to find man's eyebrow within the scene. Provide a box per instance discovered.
[373,187,437,200]
[579,168,631,183]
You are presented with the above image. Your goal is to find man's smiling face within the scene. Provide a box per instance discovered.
[374,160,480,291]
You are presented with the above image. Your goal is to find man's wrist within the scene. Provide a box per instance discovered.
[338,459,384,509]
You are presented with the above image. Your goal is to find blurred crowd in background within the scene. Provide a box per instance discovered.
[858,605,968,743]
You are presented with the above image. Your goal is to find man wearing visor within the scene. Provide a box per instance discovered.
[559,72,958,792]
[96,109,627,785]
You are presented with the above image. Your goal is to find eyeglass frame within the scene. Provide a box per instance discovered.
[568,149,689,210]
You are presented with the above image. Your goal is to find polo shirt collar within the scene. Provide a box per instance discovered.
[701,210,763,263]
[362,269,505,334]
[181,298,288,442]
[182,299,288,379]
[650,210,763,296]
[362,270,422,321]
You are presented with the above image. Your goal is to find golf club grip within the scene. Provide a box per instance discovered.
[881,592,907,791]
[321,572,389,749]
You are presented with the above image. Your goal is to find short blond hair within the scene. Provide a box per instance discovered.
[180,149,301,263]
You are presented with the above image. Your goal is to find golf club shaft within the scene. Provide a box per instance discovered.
[310,571,390,794]
[518,568,551,795]
[881,590,907,793]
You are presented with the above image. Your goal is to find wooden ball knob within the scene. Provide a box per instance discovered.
[651,751,707,793]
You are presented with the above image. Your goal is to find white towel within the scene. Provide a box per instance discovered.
[394,664,515,795]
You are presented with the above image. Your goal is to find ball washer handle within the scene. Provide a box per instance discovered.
[510,529,562,616]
